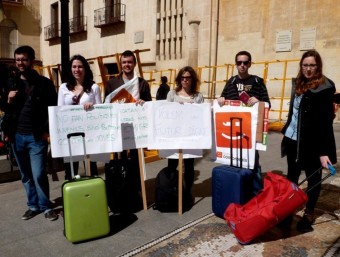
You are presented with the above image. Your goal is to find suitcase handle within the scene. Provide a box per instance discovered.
[67,132,88,179]
[230,117,243,168]
[67,132,85,139]
[298,165,336,193]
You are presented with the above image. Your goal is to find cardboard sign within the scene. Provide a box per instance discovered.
[147,101,212,149]
[213,100,258,169]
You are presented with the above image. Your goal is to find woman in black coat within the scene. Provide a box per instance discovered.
[281,50,337,232]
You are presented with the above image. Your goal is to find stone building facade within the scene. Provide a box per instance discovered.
[2,1,340,102]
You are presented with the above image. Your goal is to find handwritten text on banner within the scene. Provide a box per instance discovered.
[49,102,212,157]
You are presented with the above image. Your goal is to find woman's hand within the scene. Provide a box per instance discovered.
[83,102,94,111]
[320,155,331,169]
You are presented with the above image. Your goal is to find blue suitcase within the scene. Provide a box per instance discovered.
[212,116,253,218]
[212,165,253,218]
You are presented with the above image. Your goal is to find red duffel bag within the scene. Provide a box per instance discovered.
[224,172,308,244]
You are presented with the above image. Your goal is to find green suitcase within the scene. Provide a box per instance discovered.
[62,132,110,243]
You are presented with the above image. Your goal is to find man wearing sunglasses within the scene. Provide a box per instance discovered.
[0,46,58,221]
[218,51,270,106]
[217,51,271,195]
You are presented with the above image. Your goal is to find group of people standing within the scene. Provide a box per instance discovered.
[0,45,336,234]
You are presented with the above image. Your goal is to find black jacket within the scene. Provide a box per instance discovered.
[281,77,337,165]
[0,69,57,141]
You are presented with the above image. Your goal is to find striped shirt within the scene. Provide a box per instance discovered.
[220,75,271,107]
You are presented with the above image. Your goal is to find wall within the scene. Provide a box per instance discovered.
[39,0,340,94]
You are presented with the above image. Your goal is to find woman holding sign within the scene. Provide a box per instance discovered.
[281,50,337,232]
[166,66,204,204]
[58,55,102,180]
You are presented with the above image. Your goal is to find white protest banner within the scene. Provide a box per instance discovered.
[213,100,258,169]
[147,101,212,150]
[49,103,151,157]
[48,104,122,157]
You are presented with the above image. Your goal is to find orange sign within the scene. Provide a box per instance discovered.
[215,112,252,149]
[110,88,137,103]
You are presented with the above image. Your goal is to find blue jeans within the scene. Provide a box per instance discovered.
[12,133,51,213]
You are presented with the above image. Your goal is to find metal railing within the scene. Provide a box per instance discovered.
[44,23,60,40]
[3,0,24,4]
[94,4,126,28]
[69,16,87,34]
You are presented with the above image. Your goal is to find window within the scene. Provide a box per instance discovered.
[157,0,183,60]
[50,2,59,38]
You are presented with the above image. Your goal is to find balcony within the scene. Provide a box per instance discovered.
[94,4,126,28]
[3,0,24,6]
[69,16,87,35]
[44,23,60,41]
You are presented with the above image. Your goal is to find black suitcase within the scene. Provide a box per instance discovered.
[105,151,142,214]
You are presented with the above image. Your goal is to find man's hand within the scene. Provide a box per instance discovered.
[217,97,225,107]
[8,90,18,104]
[247,96,259,106]
[135,99,145,106]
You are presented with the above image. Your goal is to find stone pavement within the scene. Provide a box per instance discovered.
[0,125,339,257]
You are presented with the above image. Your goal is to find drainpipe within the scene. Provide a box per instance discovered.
[212,0,220,98]
[60,0,70,82]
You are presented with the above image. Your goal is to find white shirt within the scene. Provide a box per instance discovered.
[57,83,102,106]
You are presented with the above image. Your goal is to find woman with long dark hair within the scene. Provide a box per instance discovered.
[58,55,102,179]
[281,50,337,232]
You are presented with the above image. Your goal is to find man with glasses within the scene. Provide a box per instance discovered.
[0,45,58,221]
[217,50,271,195]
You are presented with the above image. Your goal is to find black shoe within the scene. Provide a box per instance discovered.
[277,215,293,228]
[296,214,314,232]
[44,210,58,221]
[22,209,40,220]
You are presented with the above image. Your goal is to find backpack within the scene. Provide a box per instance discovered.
[153,167,191,212]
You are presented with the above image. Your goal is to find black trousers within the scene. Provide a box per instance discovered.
[283,136,322,211]
[168,158,195,192]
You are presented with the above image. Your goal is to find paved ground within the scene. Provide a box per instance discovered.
[0,125,339,257]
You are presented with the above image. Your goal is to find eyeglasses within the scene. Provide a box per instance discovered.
[236,61,250,66]
[72,95,81,105]
[15,58,29,63]
[181,76,192,81]
[302,64,317,69]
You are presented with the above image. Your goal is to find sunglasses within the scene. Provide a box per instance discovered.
[236,60,250,66]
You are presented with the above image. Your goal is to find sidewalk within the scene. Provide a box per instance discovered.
[0,126,339,257]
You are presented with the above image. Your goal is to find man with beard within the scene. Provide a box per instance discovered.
[1,45,58,221]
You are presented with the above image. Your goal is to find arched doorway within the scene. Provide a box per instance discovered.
[0,18,17,59]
